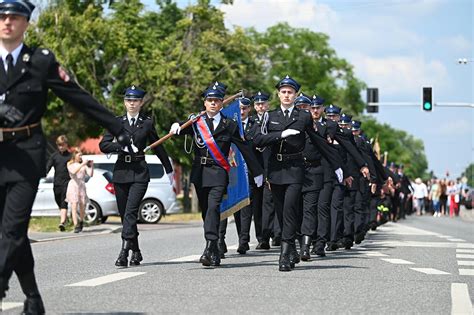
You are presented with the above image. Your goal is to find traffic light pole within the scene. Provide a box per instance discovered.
[367,102,474,108]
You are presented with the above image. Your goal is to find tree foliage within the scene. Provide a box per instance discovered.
[26,0,427,175]
[462,163,474,187]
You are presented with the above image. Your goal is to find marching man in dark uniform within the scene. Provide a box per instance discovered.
[254,76,343,271]
[236,96,265,254]
[169,84,263,267]
[252,91,280,249]
[0,1,131,313]
[99,86,174,268]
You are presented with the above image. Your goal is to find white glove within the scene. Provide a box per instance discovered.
[254,174,264,187]
[167,172,174,186]
[281,129,300,138]
[335,168,343,183]
[170,123,181,135]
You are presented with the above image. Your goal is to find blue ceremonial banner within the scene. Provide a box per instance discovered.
[219,100,250,220]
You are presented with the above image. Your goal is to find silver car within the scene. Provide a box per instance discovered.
[83,154,181,223]
[32,168,117,224]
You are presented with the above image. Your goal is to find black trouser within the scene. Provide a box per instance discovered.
[270,183,302,243]
[357,179,370,232]
[0,179,39,296]
[218,211,241,241]
[314,181,333,248]
[261,184,280,241]
[196,185,227,241]
[330,184,345,243]
[239,183,263,244]
[300,189,320,237]
[114,182,148,241]
[343,189,357,241]
[369,195,379,224]
[53,184,69,209]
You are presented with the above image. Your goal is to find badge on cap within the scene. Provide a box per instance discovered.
[41,49,50,55]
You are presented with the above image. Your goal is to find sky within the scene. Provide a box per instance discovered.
[144,0,473,179]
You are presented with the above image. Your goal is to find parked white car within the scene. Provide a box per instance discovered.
[32,168,117,224]
[83,154,181,223]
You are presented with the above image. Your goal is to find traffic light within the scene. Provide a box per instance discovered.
[366,88,379,113]
[422,87,433,111]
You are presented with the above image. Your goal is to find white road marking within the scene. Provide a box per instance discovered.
[439,235,454,239]
[457,254,474,259]
[228,242,257,250]
[458,261,474,266]
[168,255,201,262]
[364,240,474,249]
[448,238,467,242]
[364,252,389,257]
[459,269,474,276]
[380,258,414,265]
[65,272,145,287]
[373,224,442,236]
[451,283,473,315]
[410,268,450,275]
[457,249,474,254]
[1,302,23,311]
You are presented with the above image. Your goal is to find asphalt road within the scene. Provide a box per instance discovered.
[2,215,473,314]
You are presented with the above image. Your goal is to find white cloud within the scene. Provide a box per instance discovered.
[438,35,472,55]
[348,53,449,98]
[436,119,473,136]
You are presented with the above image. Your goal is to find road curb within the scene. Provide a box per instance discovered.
[29,226,122,243]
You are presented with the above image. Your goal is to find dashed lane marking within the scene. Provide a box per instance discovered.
[457,261,474,266]
[380,258,414,265]
[363,240,474,249]
[457,249,474,254]
[451,283,473,315]
[439,235,454,239]
[65,272,145,287]
[459,269,474,276]
[364,252,389,257]
[457,254,474,259]
[448,238,467,242]
[410,268,450,275]
[0,302,23,311]
[168,255,201,262]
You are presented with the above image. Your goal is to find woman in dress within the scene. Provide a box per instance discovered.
[66,148,93,233]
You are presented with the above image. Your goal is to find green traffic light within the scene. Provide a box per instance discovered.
[423,102,432,110]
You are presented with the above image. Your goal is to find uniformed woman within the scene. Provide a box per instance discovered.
[99,86,174,268]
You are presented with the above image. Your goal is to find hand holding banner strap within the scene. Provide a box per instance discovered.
[144,91,243,152]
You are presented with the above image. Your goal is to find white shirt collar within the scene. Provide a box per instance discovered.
[207,112,221,129]
[0,43,24,70]
[280,105,295,116]
[242,117,249,125]
[127,113,139,125]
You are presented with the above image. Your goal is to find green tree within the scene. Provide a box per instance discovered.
[360,117,428,179]
[462,163,474,187]
[248,23,366,114]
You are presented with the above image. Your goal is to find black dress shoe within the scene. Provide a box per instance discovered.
[115,240,131,268]
[289,243,300,267]
[22,296,45,315]
[200,241,212,266]
[129,251,143,266]
[354,233,365,244]
[279,242,292,272]
[237,243,249,254]
[272,236,281,247]
[256,241,270,250]
[325,242,337,251]
[315,247,326,257]
[218,239,227,259]
[342,239,353,250]
[210,241,221,266]
[300,235,311,261]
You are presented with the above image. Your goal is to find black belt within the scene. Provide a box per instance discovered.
[304,159,321,167]
[197,157,218,166]
[118,155,145,163]
[274,152,303,162]
[0,122,41,142]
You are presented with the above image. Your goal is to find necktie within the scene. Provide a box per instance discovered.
[242,122,246,131]
[284,109,290,122]
[209,117,214,133]
[6,54,13,82]
[130,117,135,128]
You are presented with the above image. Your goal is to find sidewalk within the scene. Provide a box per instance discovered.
[29,222,122,243]
[459,205,474,222]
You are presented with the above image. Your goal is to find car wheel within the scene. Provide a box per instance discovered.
[138,199,163,224]
[85,200,102,225]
